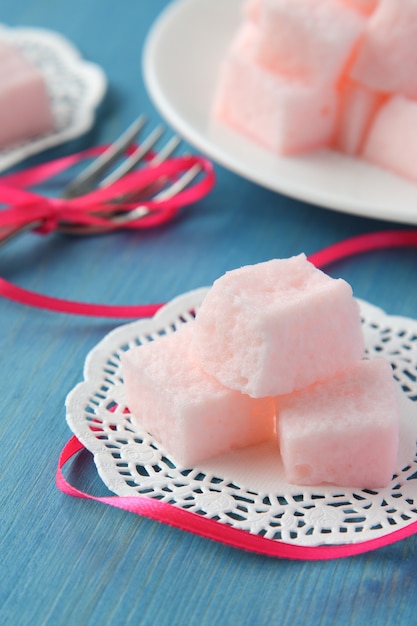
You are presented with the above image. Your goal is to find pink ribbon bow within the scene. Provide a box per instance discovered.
[0,146,215,235]
[0,145,215,316]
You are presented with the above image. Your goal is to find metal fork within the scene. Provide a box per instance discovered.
[0,115,202,242]
[62,114,181,199]
[59,115,203,234]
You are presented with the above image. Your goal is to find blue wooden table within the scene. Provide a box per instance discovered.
[1,1,417,624]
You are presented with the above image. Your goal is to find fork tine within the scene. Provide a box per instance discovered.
[61,114,147,199]
[98,124,165,189]
[153,162,202,202]
[57,162,202,234]
[0,219,44,248]
[108,134,183,204]
[111,161,202,226]
[149,135,182,166]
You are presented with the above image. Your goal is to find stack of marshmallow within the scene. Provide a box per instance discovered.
[0,40,54,149]
[213,0,417,184]
[122,255,399,489]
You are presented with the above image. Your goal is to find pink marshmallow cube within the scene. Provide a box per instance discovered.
[335,77,385,156]
[0,42,54,149]
[191,255,365,399]
[242,0,262,22]
[343,0,379,14]
[361,96,417,183]
[351,0,417,98]
[121,324,275,468]
[213,23,338,155]
[255,0,366,83]
[0,41,24,64]
[276,358,399,488]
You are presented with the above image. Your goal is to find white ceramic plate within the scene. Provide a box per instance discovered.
[0,24,106,171]
[143,0,417,225]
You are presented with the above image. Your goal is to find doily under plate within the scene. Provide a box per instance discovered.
[0,24,106,171]
[66,288,417,548]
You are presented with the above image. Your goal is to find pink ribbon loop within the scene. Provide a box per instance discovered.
[0,148,215,236]
[1,228,417,317]
[0,146,215,317]
[57,435,417,560]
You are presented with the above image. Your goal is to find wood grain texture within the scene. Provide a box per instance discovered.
[1,1,417,625]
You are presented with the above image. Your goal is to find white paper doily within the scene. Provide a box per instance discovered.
[66,288,417,548]
[0,24,107,171]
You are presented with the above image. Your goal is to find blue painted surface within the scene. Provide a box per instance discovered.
[1,1,417,625]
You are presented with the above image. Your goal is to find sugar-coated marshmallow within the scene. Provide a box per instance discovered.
[213,23,338,155]
[121,324,275,467]
[335,77,385,155]
[191,255,365,398]
[254,0,366,83]
[276,358,399,488]
[361,96,417,183]
[0,41,54,148]
[351,0,417,98]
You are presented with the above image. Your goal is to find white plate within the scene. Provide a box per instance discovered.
[143,0,417,225]
[0,24,106,171]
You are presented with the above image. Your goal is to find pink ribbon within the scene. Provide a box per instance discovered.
[57,435,417,560]
[0,146,215,317]
[0,146,215,232]
[307,228,417,267]
[1,227,417,317]
[3,152,417,557]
